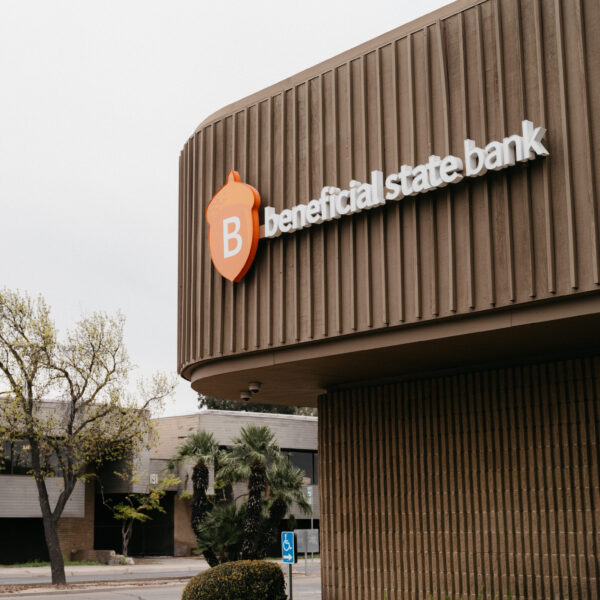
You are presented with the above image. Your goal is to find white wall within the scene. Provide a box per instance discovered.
[150,410,318,461]
[0,475,85,518]
[197,411,318,450]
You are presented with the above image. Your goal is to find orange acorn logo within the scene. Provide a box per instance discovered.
[206,170,261,282]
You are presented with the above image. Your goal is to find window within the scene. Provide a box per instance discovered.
[284,450,318,484]
[0,440,32,475]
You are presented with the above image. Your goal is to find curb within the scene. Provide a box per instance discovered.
[0,577,190,598]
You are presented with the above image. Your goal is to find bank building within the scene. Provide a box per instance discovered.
[177,0,600,597]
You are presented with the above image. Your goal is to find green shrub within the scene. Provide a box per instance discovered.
[194,503,246,564]
[181,560,286,600]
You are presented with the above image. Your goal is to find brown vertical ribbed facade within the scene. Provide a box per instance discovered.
[319,357,600,599]
[178,0,600,597]
[178,0,600,375]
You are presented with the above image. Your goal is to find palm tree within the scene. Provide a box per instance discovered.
[169,430,219,566]
[194,502,246,564]
[217,424,281,560]
[260,458,312,555]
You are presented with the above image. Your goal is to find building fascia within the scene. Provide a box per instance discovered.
[188,294,600,406]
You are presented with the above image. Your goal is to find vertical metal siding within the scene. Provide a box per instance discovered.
[318,356,600,599]
[179,0,600,374]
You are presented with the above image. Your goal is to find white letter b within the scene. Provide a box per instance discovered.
[464,139,488,177]
[223,216,242,258]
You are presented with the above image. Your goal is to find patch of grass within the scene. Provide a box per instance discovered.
[0,560,101,568]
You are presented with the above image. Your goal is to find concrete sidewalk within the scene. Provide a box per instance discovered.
[0,576,322,599]
[0,557,209,585]
[0,557,321,597]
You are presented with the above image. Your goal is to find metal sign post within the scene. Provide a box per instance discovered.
[281,531,296,599]
[294,527,319,578]
[303,531,308,575]
[307,486,314,562]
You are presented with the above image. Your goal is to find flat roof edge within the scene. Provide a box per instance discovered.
[198,408,317,421]
[153,409,317,421]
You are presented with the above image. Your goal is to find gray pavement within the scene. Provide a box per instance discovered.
[0,570,201,585]
[286,572,321,599]
[0,575,321,600]
[0,558,207,586]
[0,557,321,599]
[0,583,188,600]
[0,577,321,599]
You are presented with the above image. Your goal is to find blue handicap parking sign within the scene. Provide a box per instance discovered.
[281,531,295,563]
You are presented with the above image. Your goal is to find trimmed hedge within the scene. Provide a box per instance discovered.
[181,560,286,600]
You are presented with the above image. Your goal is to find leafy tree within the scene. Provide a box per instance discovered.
[194,456,310,564]
[170,424,312,564]
[217,425,281,560]
[198,395,295,415]
[199,395,317,416]
[263,459,311,551]
[169,431,219,566]
[102,474,179,556]
[0,288,175,585]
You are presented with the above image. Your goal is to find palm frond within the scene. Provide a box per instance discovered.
[169,430,218,469]
[267,457,312,515]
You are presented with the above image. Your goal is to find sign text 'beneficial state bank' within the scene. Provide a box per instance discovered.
[263,120,548,238]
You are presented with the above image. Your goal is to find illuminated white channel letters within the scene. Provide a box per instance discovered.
[263,120,548,238]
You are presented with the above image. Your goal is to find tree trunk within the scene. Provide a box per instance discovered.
[191,462,209,532]
[203,549,219,567]
[191,462,219,567]
[241,465,266,560]
[122,520,133,557]
[31,446,66,586]
[40,513,66,586]
[262,498,287,556]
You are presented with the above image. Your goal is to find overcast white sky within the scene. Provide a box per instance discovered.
[0,0,449,416]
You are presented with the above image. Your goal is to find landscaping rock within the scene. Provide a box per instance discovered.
[107,554,135,565]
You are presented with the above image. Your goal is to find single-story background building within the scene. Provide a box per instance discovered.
[0,410,317,562]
